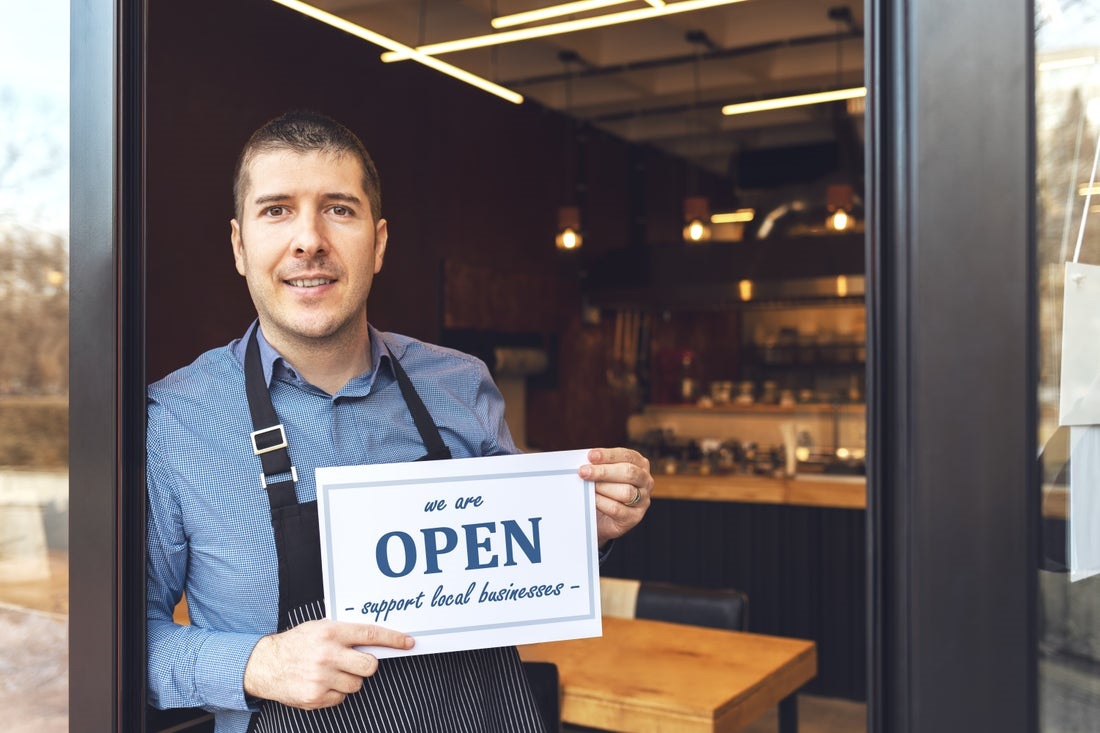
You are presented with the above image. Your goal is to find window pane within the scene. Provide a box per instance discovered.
[0,1,70,730]
[1036,2,1100,729]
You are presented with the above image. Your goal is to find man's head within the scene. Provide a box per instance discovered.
[230,112,388,357]
[233,111,382,221]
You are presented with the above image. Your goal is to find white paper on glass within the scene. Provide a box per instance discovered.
[1070,427,1100,581]
[1060,262,1100,426]
[315,449,602,657]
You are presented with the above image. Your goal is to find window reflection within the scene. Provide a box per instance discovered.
[1036,1,1100,729]
[0,0,70,729]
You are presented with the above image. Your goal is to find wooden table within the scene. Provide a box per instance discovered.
[518,616,817,732]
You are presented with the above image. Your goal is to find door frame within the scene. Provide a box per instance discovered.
[69,0,146,729]
[70,0,1041,729]
[866,0,1038,730]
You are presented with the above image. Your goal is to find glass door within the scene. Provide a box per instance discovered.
[1035,2,1100,729]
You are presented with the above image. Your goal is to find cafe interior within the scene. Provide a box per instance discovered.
[136,0,869,730]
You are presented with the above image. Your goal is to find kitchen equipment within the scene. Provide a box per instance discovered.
[735,380,755,405]
[710,380,733,404]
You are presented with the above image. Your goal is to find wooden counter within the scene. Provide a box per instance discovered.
[651,473,867,510]
[650,473,1069,518]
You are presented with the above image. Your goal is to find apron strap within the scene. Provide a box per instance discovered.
[244,328,297,510]
[244,329,453,508]
[384,342,450,459]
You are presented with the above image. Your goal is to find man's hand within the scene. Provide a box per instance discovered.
[579,447,653,546]
[243,620,414,709]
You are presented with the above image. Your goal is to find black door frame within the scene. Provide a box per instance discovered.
[69,0,1040,729]
[866,0,1038,730]
[69,0,146,729]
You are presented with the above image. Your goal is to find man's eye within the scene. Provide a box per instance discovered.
[264,206,285,217]
[331,206,350,216]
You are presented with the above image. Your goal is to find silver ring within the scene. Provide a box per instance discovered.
[626,487,642,507]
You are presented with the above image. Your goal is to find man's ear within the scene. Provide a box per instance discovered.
[373,219,388,275]
[231,219,246,276]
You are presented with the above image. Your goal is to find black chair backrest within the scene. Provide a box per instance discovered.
[521,660,561,733]
[634,581,749,632]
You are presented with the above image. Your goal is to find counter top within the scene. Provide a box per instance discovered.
[650,474,1068,517]
[651,473,866,510]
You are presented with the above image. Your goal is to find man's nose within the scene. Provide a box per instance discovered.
[292,212,326,255]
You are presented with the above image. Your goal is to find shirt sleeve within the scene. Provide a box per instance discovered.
[470,358,520,457]
[146,405,263,713]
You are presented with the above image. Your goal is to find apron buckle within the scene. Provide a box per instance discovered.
[260,465,298,489]
[251,424,288,455]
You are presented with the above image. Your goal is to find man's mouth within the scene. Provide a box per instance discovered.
[287,277,335,288]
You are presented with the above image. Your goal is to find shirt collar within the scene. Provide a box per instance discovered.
[231,319,408,389]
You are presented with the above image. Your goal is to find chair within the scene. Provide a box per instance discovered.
[601,576,749,631]
[522,661,561,732]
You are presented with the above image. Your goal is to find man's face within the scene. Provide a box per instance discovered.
[231,149,387,350]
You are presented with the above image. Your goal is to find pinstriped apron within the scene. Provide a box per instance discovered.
[242,330,545,733]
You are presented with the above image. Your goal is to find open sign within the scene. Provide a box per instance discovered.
[316,450,602,658]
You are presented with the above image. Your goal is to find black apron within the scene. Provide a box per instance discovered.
[242,330,545,733]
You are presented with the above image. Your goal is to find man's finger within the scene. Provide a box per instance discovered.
[330,670,367,696]
[331,622,415,650]
[587,447,648,467]
[582,461,650,488]
[335,648,380,678]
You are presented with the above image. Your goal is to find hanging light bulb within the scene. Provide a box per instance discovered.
[826,183,855,233]
[556,206,583,251]
[555,56,584,252]
[829,208,851,231]
[682,195,712,243]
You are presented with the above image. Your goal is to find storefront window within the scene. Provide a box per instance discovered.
[0,1,70,729]
[1036,1,1100,728]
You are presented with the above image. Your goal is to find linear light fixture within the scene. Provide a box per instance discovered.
[493,0,637,28]
[382,0,748,62]
[721,86,866,116]
[710,208,754,224]
[1079,183,1100,196]
[270,0,523,104]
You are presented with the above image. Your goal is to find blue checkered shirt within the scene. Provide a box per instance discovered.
[146,321,518,732]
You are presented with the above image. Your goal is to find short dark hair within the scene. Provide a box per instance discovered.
[232,111,382,221]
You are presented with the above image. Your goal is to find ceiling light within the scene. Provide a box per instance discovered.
[710,209,754,224]
[829,209,850,231]
[556,206,584,250]
[684,219,711,242]
[381,0,749,61]
[270,0,523,104]
[722,87,866,116]
[738,279,753,302]
[826,183,855,232]
[1079,183,1100,196]
[492,0,637,29]
[682,196,712,243]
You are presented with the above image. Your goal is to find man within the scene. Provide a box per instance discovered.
[146,111,653,733]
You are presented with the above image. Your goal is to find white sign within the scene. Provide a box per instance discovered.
[315,449,602,657]
[1060,261,1100,425]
